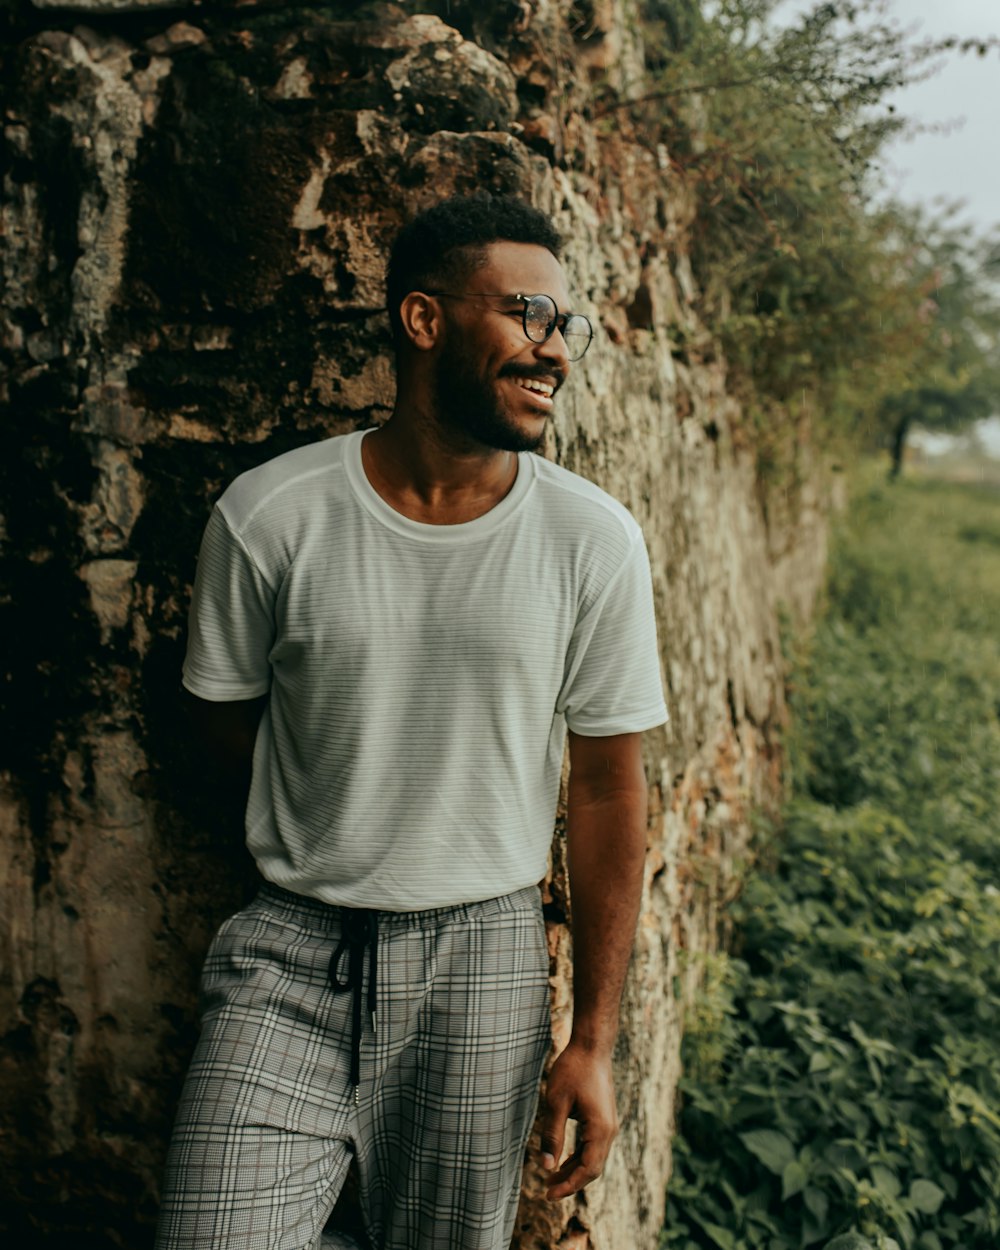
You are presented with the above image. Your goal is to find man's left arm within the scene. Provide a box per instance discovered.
[540,729,649,1200]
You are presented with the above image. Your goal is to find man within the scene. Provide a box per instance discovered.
[156,193,667,1250]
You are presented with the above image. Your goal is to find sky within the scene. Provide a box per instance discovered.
[775,0,1000,236]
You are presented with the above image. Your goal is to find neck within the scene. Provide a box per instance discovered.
[363,409,519,525]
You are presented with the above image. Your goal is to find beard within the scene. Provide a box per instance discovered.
[432,338,548,453]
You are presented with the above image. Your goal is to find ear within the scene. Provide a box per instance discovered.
[398,291,444,352]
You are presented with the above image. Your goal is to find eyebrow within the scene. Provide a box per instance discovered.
[506,293,574,313]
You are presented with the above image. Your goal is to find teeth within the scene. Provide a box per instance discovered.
[516,379,554,398]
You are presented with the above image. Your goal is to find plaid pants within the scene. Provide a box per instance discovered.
[155,884,551,1250]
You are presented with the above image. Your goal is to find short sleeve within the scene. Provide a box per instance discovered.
[181,505,275,701]
[555,534,668,735]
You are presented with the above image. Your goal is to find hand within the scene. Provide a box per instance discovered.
[539,1040,619,1200]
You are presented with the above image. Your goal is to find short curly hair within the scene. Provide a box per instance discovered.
[385,192,563,342]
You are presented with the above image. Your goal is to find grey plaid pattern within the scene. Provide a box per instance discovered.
[155,885,551,1250]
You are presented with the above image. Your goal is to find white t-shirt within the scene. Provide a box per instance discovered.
[183,429,668,910]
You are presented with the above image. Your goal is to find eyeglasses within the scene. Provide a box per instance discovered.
[427,291,594,361]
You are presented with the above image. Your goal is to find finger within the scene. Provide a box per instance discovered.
[545,1133,612,1199]
[539,1088,571,1171]
[546,1156,596,1200]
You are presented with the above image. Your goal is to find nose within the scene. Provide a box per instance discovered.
[532,324,571,373]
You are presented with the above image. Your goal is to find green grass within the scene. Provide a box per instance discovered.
[662,466,1000,1250]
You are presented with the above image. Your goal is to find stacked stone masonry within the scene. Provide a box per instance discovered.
[1,1,831,1246]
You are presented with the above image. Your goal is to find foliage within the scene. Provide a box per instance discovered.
[630,1,1000,472]
[663,471,1000,1250]
[874,217,1000,473]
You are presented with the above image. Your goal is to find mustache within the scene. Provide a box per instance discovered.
[498,364,566,393]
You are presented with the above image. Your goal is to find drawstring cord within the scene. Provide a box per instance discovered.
[328,908,378,1104]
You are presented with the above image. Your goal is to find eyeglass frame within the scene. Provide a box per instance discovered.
[423,291,594,361]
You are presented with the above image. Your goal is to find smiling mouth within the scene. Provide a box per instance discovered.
[511,377,556,401]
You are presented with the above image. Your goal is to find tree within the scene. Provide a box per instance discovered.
[631,0,1000,479]
[876,214,1000,477]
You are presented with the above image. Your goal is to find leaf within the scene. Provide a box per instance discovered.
[781,1159,808,1199]
[702,1221,737,1250]
[688,1209,738,1250]
[871,1163,902,1200]
[802,1219,828,1249]
[803,1185,829,1228]
[739,1129,796,1175]
[824,1234,877,1250]
[908,1179,945,1214]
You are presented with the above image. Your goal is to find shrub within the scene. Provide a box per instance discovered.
[664,474,1000,1250]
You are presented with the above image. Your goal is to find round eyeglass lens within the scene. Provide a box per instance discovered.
[523,294,557,342]
[562,313,593,361]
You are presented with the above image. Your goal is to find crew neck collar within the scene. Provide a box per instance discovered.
[344,428,536,542]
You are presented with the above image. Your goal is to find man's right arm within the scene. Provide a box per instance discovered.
[184,690,267,797]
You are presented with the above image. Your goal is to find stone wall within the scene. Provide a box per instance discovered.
[1,1,830,1246]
